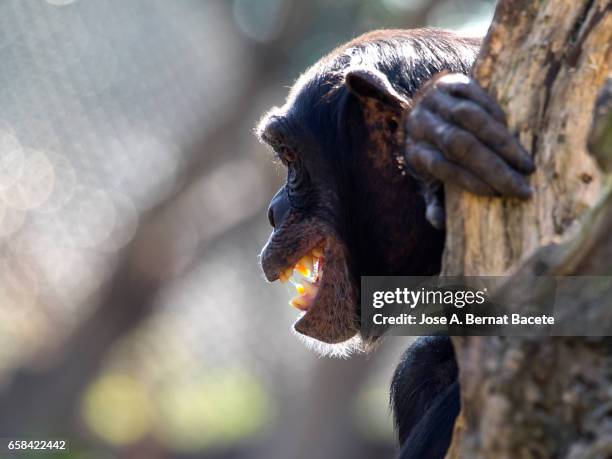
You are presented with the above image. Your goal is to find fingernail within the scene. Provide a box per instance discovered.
[521,183,533,199]
[426,203,445,230]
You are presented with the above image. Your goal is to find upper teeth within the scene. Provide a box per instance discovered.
[295,256,313,277]
[278,246,324,284]
[278,245,325,310]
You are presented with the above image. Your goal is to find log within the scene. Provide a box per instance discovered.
[442,1,612,457]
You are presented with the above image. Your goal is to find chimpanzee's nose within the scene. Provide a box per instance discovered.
[267,205,275,227]
[267,187,290,228]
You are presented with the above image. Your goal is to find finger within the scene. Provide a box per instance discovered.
[435,74,507,126]
[407,109,532,198]
[404,140,446,229]
[406,140,498,197]
[421,90,535,173]
[423,187,445,230]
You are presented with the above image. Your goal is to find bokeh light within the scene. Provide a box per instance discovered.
[82,374,154,446]
[0,1,497,457]
[233,0,288,43]
[155,370,274,452]
[45,0,78,6]
[2,148,55,211]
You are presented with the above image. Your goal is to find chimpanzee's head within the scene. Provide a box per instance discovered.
[257,29,478,349]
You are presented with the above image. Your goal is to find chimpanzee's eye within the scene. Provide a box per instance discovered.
[277,146,296,165]
[284,147,297,162]
[386,117,399,133]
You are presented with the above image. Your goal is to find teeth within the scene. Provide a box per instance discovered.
[279,265,295,283]
[289,277,320,311]
[294,280,317,297]
[278,245,326,300]
[290,296,309,311]
[295,255,313,277]
[302,281,318,296]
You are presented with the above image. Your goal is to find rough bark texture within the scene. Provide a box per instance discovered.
[443,0,612,458]
[444,0,611,276]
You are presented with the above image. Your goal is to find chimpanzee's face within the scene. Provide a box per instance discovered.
[257,63,426,347]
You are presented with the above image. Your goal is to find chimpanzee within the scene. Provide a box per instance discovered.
[257,29,533,458]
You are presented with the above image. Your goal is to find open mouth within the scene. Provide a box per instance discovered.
[278,244,326,312]
[261,222,359,344]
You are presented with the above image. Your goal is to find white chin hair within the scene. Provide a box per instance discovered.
[293,331,364,358]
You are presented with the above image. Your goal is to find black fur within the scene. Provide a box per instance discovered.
[391,336,459,458]
[398,381,460,459]
[267,30,481,276]
[284,29,480,188]
[260,29,480,457]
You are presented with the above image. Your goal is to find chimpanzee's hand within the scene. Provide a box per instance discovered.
[404,73,535,230]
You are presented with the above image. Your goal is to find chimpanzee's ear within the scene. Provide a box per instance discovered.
[345,67,409,110]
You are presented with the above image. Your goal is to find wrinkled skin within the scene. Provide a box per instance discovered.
[257,29,533,346]
[405,73,534,229]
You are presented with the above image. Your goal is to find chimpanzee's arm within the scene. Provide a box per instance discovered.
[391,336,459,459]
[397,382,460,459]
[404,74,535,229]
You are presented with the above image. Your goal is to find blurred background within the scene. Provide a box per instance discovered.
[0,1,495,458]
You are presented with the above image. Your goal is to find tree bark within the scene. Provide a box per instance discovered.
[442,0,612,457]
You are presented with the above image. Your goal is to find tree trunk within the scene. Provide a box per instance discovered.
[442,0,612,457]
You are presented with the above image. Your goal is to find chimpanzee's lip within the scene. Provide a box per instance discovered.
[262,233,359,344]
